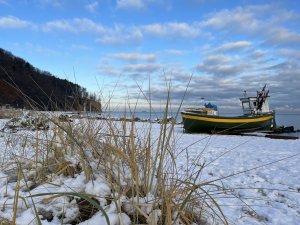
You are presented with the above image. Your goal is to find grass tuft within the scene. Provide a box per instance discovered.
[0,78,234,225]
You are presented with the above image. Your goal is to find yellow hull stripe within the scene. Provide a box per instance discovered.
[182,114,273,123]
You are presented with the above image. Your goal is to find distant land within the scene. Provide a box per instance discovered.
[0,48,100,111]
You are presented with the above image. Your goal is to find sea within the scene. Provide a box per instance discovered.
[101,110,300,132]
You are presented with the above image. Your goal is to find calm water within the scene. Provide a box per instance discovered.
[275,114,300,130]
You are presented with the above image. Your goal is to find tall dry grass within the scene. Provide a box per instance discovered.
[0,72,230,224]
[3,106,299,224]
[0,108,22,119]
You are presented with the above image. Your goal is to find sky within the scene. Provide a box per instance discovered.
[1,0,300,113]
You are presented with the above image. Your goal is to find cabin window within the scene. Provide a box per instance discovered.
[241,101,253,115]
[242,102,250,109]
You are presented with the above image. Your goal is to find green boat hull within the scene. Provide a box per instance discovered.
[181,112,275,133]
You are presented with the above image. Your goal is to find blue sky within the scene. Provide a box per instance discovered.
[1,0,300,112]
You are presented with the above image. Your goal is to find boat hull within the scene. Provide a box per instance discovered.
[181,112,275,133]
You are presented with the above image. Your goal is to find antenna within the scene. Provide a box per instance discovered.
[256,84,268,111]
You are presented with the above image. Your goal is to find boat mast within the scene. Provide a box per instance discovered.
[256,84,269,112]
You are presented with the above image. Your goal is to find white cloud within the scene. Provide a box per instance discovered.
[40,19,203,45]
[96,28,143,45]
[37,0,63,7]
[43,18,105,33]
[85,1,99,13]
[111,53,156,62]
[217,41,252,52]
[116,0,145,9]
[278,49,300,59]
[0,16,35,29]
[43,19,76,32]
[73,18,105,33]
[165,49,185,56]
[97,60,122,76]
[42,18,143,45]
[116,0,167,11]
[195,54,250,77]
[248,49,272,64]
[123,63,161,73]
[142,22,201,39]
[202,4,300,48]
[266,27,300,46]
[197,64,245,76]
[251,49,266,58]
[203,55,230,65]
[203,7,259,32]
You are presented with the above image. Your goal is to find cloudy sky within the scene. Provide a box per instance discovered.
[1,0,300,112]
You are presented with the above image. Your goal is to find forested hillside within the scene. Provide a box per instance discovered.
[0,48,100,111]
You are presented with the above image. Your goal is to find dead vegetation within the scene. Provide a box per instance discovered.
[0,109,229,225]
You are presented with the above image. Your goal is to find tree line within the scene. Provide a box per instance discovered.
[0,48,101,111]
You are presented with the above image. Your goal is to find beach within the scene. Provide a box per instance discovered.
[0,115,299,224]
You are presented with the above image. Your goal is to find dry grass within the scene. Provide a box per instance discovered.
[0,217,11,225]
[0,108,22,119]
[0,76,231,225]
[0,105,228,224]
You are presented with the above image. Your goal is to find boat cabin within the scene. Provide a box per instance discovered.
[240,92,270,115]
[184,102,219,116]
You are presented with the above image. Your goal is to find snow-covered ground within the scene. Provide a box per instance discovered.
[0,117,299,224]
[170,126,300,225]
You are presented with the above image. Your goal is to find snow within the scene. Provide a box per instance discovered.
[0,117,300,224]
[78,211,131,225]
[171,131,300,224]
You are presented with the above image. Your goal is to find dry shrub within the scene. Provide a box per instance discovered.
[0,108,22,119]
[0,217,11,225]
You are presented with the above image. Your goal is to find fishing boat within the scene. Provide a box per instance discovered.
[181,85,276,133]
